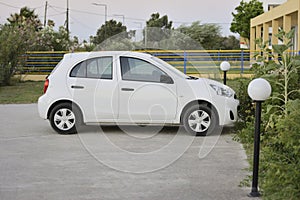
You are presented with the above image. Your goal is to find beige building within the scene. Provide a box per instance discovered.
[250,0,300,54]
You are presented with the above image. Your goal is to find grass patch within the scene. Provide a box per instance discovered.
[0,81,44,104]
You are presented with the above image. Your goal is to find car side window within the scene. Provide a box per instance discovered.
[120,57,169,83]
[70,61,86,78]
[97,57,113,79]
[86,59,98,78]
[70,57,113,79]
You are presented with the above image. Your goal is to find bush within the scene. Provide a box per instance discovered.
[235,29,300,200]
[261,100,300,199]
[0,23,36,86]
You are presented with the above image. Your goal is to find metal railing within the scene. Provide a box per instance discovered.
[22,50,298,74]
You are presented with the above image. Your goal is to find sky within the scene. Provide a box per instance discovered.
[0,0,286,42]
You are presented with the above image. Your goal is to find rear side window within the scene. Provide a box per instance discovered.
[70,57,113,79]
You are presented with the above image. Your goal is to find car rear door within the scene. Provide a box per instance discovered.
[67,56,118,122]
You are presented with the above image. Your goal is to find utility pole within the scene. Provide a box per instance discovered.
[66,0,69,34]
[44,1,48,27]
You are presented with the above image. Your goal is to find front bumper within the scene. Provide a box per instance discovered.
[215,97,239,126]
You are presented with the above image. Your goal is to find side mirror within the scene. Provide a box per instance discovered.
[160,74,174,84]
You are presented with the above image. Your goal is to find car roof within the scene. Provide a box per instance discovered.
[63,51,153,62]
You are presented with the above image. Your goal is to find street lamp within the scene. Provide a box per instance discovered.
[113,14,125,24]
[247,78,272,197]
[220,61,230,85]
[92,3,107,23]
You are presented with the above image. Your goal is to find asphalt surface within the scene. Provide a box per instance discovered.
[0,104,253,200]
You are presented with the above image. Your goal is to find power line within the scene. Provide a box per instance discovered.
[69,15,96,31]
[48,4,65,15]
[0,1,19,9]
[46,4,230,27]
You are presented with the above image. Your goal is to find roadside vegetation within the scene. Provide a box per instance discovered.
[232,30,300,200]
[0,80,43,104]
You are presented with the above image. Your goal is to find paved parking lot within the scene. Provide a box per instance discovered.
[0,104,252,200]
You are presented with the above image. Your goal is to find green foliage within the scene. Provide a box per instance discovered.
[220,35,240,50]
[177,21,239,50]
[35,26,72,51]
[0,7,75,85]
[234,78,254,127]
[236,29,300,199]
[0,22,37,86]
[252,29,300,121]
[261,100,300,199]
[93,20,127,45]
[7,6,42,31]
[145,13,173,43]
[93,31,139,51]
[146,13,172,29]
[230,0,264,39]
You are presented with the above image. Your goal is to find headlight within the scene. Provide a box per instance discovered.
[209,84,233,97]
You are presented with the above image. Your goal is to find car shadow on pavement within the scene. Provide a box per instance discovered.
[76,125,234,137]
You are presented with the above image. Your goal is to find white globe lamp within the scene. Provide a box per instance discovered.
[220,61,231,85]
[247,78,272,101]
[220,61,231,71]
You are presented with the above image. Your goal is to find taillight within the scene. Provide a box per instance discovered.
[43,79,49,93]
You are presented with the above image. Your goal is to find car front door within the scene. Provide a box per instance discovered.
[117,56,177,123]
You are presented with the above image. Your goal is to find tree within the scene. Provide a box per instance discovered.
[7,6,42,31]
[177,21,223,49]
[220,35,240,50]
[34,25,72,51]
[0,23,37,85]
[145,13,173,43]
[230,0,264,40]
[93,20,127,45]
[146,13,172,29]
[0,7,41,86]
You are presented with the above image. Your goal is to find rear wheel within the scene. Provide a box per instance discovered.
[49,103,82,134]
[183,104,218,136]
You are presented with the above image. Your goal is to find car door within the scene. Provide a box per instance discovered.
[67,56,118,122]
[118,56,178,123]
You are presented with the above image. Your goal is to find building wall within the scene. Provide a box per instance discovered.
[250,0,300,55]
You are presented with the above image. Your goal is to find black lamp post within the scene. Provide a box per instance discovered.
[220,61,230,85]
[247,78,272,197]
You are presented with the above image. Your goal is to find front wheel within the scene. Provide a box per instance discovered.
[183,104,219,136]
[49,103,82,134]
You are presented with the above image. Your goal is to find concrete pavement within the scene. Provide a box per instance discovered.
[0,104,252,200]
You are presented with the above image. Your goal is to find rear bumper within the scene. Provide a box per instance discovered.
[38,94,51,119]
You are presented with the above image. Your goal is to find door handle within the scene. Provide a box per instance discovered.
[71,85,84,89]
[121,88,134,91]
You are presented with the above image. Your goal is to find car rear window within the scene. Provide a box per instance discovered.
[70,57,113,79]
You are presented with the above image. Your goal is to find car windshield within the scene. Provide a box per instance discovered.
[151,56,189,79]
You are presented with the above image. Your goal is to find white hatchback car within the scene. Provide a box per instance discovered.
[38,51,239,136]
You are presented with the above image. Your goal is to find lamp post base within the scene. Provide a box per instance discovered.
[248,190,261,197]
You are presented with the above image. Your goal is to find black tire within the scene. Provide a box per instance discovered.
[183,104,218,136]
[49,103,82,134]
